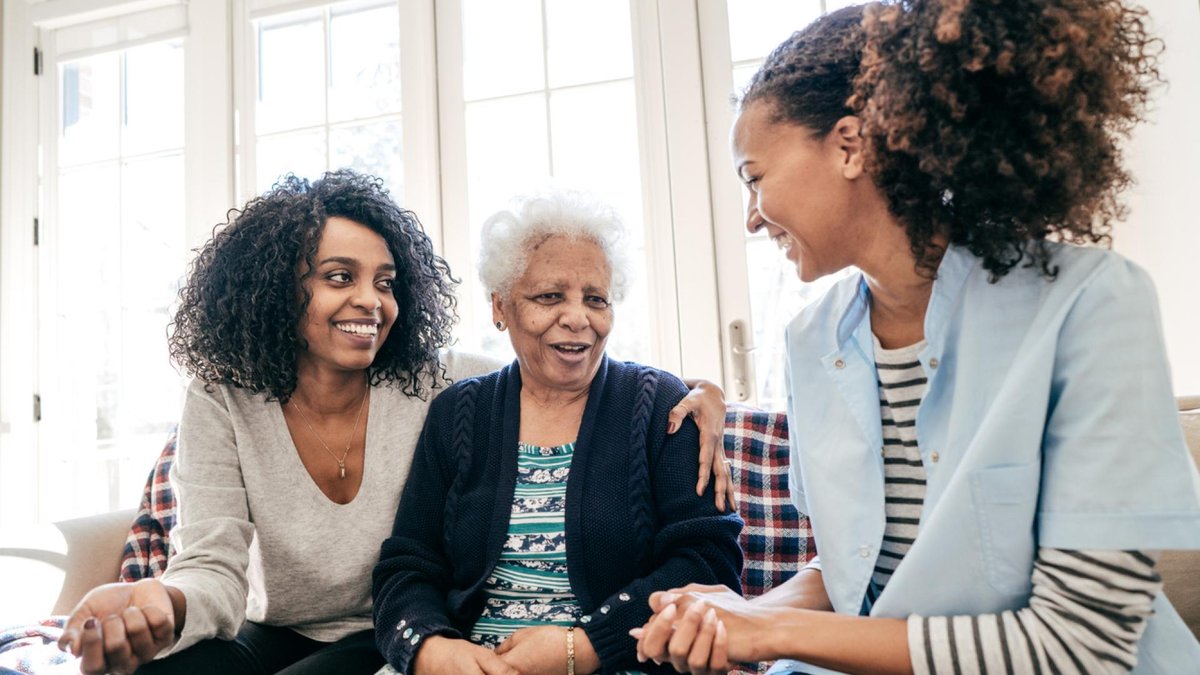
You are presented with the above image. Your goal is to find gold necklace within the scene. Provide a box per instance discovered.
[290,384,368,480]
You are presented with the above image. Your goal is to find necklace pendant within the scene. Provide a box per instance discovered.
[339,463,346,480]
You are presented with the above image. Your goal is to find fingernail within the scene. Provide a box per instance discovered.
[667,421,678,433]
[661,592,678,603]
[628,628,642,637]
[706,608,717,623]
[84,618,96,630]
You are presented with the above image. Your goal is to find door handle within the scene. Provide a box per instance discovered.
[728,319,756,402]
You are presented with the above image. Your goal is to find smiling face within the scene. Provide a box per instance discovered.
[493,235,613,397]
[296,216,399,377]
[731,98,869,283]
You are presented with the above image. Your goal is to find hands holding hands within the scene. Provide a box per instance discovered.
[631,584,763,675]
[57,578,180,675]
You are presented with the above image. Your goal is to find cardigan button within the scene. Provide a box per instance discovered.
[859,545,871,558]
[410,634,420,645]
[402,627,413,639]
[834,358,846,369]
[929,357,940,369]
[930,451,940,463]
[619,593,631,602]
[581,615,592,623]
[600,605,610,614]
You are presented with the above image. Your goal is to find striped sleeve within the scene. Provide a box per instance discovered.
[909,548,1161,675]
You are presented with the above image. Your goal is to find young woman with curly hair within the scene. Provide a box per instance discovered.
[636,2,1199,674]
[51,170,728,675]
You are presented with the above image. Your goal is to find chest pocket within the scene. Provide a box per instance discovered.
[969,463,1041,596]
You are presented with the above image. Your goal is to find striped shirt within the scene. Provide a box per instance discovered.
[471,442,581,646]
[866,339,1162,674]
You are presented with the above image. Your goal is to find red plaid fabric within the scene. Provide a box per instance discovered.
[119,428,177,581]
[726,407,815,675]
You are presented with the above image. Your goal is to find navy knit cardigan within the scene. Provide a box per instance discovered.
[372,357,743,673]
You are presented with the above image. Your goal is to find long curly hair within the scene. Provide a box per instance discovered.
[741,0,1162,279]
[169,170,457,401]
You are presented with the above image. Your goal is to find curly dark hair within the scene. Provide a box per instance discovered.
[169,170,458,401]
[741,0,1162,279]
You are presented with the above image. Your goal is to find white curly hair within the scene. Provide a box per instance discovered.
[477,188,633,302]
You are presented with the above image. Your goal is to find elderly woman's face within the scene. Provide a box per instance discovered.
[494,235,613,395]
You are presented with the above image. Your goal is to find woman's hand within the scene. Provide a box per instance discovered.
[495,625,601,674]
[57,579,178,675]
[413,636,518,675]
[674,379,735,512]
[632,584,761,673]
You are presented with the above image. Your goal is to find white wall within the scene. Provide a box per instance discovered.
[1117,0,1200,395]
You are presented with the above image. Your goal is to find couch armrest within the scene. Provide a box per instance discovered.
[50,508,138,614]
[0,507,135,624]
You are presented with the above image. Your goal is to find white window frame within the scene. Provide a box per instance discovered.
[0,0,233,526]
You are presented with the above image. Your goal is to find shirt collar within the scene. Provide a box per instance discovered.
[831,245,977,351]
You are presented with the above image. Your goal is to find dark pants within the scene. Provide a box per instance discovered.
[135,622,383,675]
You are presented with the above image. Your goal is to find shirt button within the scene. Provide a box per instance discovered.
[930,451,940,463]
[929,357,940,369]
[834,358,846,369]
[859,545,871,558]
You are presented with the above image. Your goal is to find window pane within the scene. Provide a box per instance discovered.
[461,0,544,100]
[257,11,325,134]
[330,117,404,200]
[60,52,120,166]
[256,129,328,191]
[545,0,633,88]
[548,81,649,363]
[726,0,822,63]
[464,94,550,234]
[123,40,184,155]
[329,2,401,122]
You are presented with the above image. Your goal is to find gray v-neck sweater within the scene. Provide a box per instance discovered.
[161,349,501,652]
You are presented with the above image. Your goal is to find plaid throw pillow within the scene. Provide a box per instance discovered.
[119,429,177,581]
[726,408,814,675]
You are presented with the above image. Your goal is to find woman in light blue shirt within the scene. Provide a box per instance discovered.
[635,2,1200,674]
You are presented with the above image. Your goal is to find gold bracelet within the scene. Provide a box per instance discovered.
[566,625,576,675]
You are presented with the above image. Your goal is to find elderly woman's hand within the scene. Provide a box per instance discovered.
[413,636,519,675]
[495,625,600,674]
[672,379,735,512]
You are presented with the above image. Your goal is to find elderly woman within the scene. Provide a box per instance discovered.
[372,189,744,675]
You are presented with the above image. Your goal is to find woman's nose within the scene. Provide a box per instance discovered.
[558,302,590,331]
[745,196,764,235]
[351,284,383,310]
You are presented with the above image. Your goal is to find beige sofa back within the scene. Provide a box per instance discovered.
[1161,396,1200,639]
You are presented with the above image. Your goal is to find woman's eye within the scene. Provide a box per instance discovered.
[535,293,562,303]
[327,271,352,283]
[377,277,396,290]
[586,296,610,308]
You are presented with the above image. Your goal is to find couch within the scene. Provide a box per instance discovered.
[2,399,1197,654]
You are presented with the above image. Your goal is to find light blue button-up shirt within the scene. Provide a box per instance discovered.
[781,243,1200,673]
